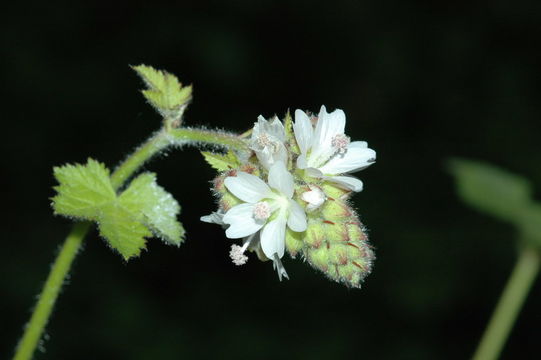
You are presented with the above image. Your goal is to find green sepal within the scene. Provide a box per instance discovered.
[283,110,300,155]
[52,159,184,260]
[201,150,241,171]
[132,64,192,117]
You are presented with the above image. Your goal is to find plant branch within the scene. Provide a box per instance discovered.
[110,130,171,189]
[13,222,91,360]
[13,123,247,360]
[472,246,540,360]
[168,127,249,151]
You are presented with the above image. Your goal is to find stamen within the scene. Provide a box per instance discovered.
[228,234,256,266]
[331,134,350,154]
[253,132,281,155]
[256,133,272,147]
[253,201,271,220]
[229,244,249,266]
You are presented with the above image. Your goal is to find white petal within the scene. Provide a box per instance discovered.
[253,115,286,142]
[224,172,272,203]
[327,175,364,192]
[268,116,286,141]
[200,211,225,225]
[309,106,346,165]
[275,143,289,164]
[254,148,273,170]
[318,142,376,174]
[251,116,268,140]
[256,143,288,170]
[287,199,307,232]
[268,161,294,198]
[352,141,368,148]
[223,203,265,238]
[256,115,268,126]
[251,116,288,170]
[296,154,307,169]
[293,109,313,154]
[260,214,287,259]
[305,167,323,179]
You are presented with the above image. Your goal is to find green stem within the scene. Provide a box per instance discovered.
[472,246,540,360]
[168,127,249,151]
[110,130,170,189]
[13,125,246,360]
[13,222,91,360]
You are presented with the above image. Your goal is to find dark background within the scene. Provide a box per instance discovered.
[2,1,541,359]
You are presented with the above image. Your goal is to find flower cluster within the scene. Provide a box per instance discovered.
[201,106,376,288]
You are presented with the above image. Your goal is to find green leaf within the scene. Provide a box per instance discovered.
[52,159,184,260]
[132,64,192,115]
[99,203,152,260]
[201,150,241,171]
[119,173,185,246]
[447,158,533,223]
[517,204,541,247]
[52,159,116,219]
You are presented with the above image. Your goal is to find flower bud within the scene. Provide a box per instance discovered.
[321,198,353,222]
[301,204,374,288]
[285,229,303,258]
[321,182,352,201]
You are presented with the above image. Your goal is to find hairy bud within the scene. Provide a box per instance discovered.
[295,183,374,288]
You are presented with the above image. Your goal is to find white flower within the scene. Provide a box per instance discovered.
[221,161,307,279]
[250,115,288,170]
[301,185,326,211]
[201,211,257,266]
[293,105,376,192]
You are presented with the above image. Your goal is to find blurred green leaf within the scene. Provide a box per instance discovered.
[447,158,541,248]
[52,159,184,260]
[447,158,532,223]
[517,204,541,247]
[201,150,241,171]
[132,64,192,116]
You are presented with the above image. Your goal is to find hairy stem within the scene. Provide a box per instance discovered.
[13,222,91,360]
[110,130,171,189]
[13,125,246,360]
[168,127,249,151]
[472,246,540,360]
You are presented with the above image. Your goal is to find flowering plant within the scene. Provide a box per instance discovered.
[203,106,376,286]
[12,66,376,360]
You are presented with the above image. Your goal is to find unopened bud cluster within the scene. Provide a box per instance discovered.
[201,106,376,288]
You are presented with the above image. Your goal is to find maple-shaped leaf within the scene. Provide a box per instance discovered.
[132,64,192,116]
[201,150,241,172]
[52,159,184,260]
[120,173,185,246]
